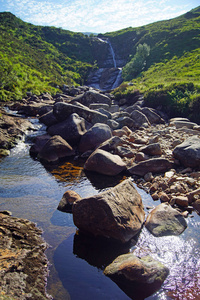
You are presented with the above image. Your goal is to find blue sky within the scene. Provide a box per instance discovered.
[0,0,199,33]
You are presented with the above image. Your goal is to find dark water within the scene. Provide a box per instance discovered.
[0,120,200,300]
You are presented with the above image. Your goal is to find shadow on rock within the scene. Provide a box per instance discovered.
[84,169,127,190]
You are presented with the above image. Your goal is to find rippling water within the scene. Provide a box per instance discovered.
[0,119,200,300]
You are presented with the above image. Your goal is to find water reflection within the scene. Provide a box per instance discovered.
[73,231,131,270]
[1,131,200,300]
[54,234,131,300]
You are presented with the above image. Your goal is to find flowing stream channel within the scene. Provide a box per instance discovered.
[0,117,200,300]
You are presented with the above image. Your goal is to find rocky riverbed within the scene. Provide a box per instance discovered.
[1,85,200,299]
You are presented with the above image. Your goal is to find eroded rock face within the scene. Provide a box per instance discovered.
[145,203,187,237]
[104,253,169,300]
[73,179,145,243]
[0,213,51,300]
[84,149,126,176]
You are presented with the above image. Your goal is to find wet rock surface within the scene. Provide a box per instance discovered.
[0,109,33,156]
[2,86,200,299]
[104,253,169,300]
[73,179,145,243]
[0,212,51,300]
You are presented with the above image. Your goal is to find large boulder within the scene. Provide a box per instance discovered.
[47,113,87,146]
[29,134,51,157]
[170,120,197,129]
[173,136,200,168]
[53,102,108,125]
[38,135,75,163]
[73,179,145,243]
[115,116,135,129]
[84,149,126,176]
[39,110,57,126]
[128,158,174,176]
[79,123,112,153]
[104,253,169,300]
[141,107,165,124]
[74,90,112,107]
[145,203,187,236]
[131,110,150,128]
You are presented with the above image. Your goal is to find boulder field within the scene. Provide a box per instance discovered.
[2,85,200,299]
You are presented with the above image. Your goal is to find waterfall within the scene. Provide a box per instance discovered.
[108,40,117,68]
[87,37,123,90]
[112,68,122,89]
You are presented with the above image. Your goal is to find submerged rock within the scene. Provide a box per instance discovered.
[73,179,145,243]
[145,203,187,236]
[104,253,169,300]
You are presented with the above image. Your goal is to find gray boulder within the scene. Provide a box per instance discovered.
[104,253,169,300]
[84,149,126,176]
[29,134,51,157]
[79,123,112,153]
[53,102,108,125]
[47,113,87,146]
[73,179,145,243]
[128,158,173,176]
[73,90,112,107]
[131,110,150,128]
[38,135,75,163]
[173,136,200,168]
[145,203,187,236]
[89,103,109,110]
[115,116,135,129]
[170,120,197,129]
[39,110,57,126]
[141,107,165,124]
[140,143,162,156]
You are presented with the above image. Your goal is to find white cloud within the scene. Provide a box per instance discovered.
[1,0,197,33]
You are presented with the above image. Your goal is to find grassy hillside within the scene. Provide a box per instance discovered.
[0,12,96,101]
[0,5,199,121]
[106,6,200,122]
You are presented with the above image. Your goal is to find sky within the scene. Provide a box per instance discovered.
[0,0,199,33]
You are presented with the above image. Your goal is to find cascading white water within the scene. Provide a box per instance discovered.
[112,68,122,89]
[88,38,122,90]
[107,40,117,68]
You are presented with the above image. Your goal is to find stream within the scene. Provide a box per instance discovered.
[0,117,200,300]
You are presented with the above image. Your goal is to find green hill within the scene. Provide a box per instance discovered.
[104,6,200,121]
[0,12,96,101]
[0,6,200,121]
